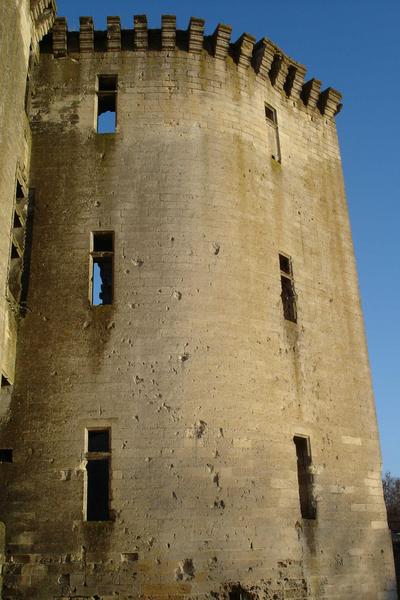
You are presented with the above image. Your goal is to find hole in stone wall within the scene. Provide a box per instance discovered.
[13,212,23,228]
[1,375,11,387]
[98,75,117,92]
[91,232,114,306]
[93,233,113,253]
[86,459,110,521]
[279,253,291,275]
[88,429,110,453]
[11,242,20,259]
[92,257,113,305]
[86,428,111,521]
[265,104,276,124]
[97,75,117,134]
[265,103,281,162]
[279,254,297,323]
[229,586,253,600]
[0,449,13,463]
[294,435,316,520]
[16,181,24,199]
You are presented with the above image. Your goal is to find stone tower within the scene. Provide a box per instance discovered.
[0,9,397,600]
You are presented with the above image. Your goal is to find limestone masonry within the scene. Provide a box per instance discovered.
[0,2,397,599]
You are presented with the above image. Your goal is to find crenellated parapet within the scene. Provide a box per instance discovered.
[45,14,342,118]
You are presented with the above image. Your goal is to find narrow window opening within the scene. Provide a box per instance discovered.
[24,75,31,114]
[11,242,20,260]
[279,253,291,274]
[88,429,110,453]
[8,178,29,304]
[90,232,114,306]
[265,105,276,123]
[98,75,117,92]
[265,103,281,162]
[96,75,117,134]
[279,253,297,323]
[24,46,34,114]
[86,428,111,521]
[14,212,23,228]
[294,436,316,520]
[229,587,253,600]
[0,449,13,463]
[87,459,110,521]
[16,181,24,199]
[93,234,113,253]
[1,375,11,387]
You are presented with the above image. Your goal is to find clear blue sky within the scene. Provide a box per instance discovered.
[57,0,400,474]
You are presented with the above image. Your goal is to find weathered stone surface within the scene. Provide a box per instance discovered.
[0,10,397,600]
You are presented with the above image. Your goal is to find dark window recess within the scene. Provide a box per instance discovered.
[19,188,35,316]
[265,103,281,162]
[265,105,276,123]
[279,253,291,275]
[229,587,253,600]
[279,254,297,323]
[294,436,316,520]
[93,257,113,305]
[16,181,24,199]
[98,75,117,92]
[13,212,23,228]
[24,46,34,114]
[86,459,110,521]
[91,232,114,306]
[0,449,13,463]
[93,233,113,253]
[11,242,20,260]
[8,180,28,304]
[97,75,117,134]
[1,375,11,387]
[88,429,110,453]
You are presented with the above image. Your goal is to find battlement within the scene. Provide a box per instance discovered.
[46,15,342,119]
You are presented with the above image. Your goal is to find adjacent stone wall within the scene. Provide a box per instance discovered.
[0,0,55,386]
[0,0,31,387]
[0,2,55,598]
[0,16,396,600]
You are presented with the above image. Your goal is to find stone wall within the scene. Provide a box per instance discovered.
[0,0,31,389]
[0,15,396,600]
[0,0,55,387]
[0,2,55,598]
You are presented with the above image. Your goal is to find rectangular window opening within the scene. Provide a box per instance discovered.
[93,233,114,253]
[90,232,114,306]
[279,253,297,323]
[279,253,291,275]
[88,429,110,453]
[86,458,110,521]
[96,75,117,134]
[294,436,316,520]
[98,75,117,92]
[265,103,281,162]
[86,427,111,521]
[0,449,13,463]
[265,104,276,124]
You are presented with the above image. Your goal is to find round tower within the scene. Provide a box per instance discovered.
[0,14,396,600]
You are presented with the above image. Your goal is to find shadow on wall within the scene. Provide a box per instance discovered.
[0,522,4,597]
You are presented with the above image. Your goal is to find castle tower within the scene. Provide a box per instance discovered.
[0,12,396,600]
